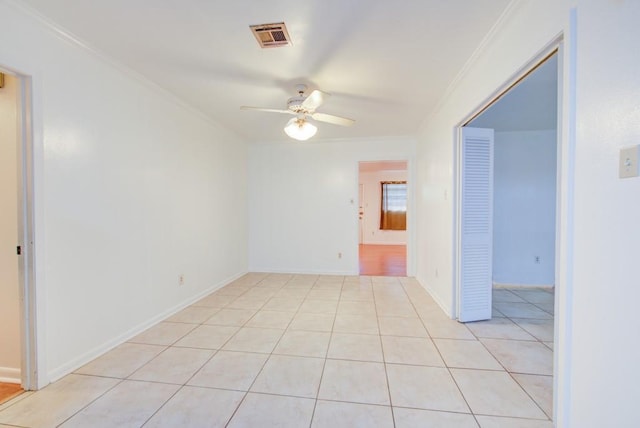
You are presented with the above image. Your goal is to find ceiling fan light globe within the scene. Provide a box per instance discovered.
[284,118,317,141]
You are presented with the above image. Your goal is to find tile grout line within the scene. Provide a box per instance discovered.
[53,376,127,427]
[308,274,345,428]
[471,287,555,422]
[400,280,480,426]
[137,275,261,428]
[225,273,317,427]
[500,291,554,421]
[222,274,282,428]
[72,314,220,425]
[372,276,398,428]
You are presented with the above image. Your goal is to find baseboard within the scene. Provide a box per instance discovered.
[247,267,358,276]
[415,279,453,319]
[0,367,21,384]
[47,270,247,383]
[360,241,407,246]
[427,285,454,318]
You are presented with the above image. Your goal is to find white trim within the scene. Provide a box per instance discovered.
[360,241,408,246]
[4,68,40,391]
[406,157,416,277]
[46,271,246,382]
[0,368,21,384]
[246,268,358,277]
[452,129,462,320]
[16,73,35,390]
[553,11,577,426]
[421,281,453,318]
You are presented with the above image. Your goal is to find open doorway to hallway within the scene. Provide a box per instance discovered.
[0,65,37,394]
[467,52,558,318]
[358,161,407,276]
[0,71,23,400]
[457,50,559,420]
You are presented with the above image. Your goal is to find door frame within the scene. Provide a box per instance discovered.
[452,34,574,426]
[2,66,38,390]
[453,38,562,317]
[356,158,415,277]
[358,183,365,244]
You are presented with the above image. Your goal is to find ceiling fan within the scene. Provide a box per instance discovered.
[240,84,355,141]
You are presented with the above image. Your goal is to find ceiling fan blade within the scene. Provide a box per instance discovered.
[302,89,329,111]
[311,112,355,127]
[240,106,295,115]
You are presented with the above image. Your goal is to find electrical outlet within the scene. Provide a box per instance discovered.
[178,274,185,286]
[338,252,342,259]
[535,256,540,264]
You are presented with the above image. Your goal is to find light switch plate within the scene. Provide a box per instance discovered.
[619,145,639,179]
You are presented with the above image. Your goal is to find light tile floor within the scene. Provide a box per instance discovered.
[0,274,554,427]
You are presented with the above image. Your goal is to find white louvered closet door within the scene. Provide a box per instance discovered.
[458,127,494,322]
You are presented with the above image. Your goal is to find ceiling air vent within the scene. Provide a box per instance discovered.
[250,22,292,48]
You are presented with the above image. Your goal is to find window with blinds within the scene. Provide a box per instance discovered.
[380,181,407,230]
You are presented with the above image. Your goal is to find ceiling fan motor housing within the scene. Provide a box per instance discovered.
[287,95,308,113]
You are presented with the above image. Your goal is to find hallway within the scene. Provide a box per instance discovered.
[359,245,407,277]
[0,274,552,427]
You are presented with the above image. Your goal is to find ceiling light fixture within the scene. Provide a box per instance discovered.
[284,117,317,141]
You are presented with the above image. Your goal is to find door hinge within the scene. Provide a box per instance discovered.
[17,245,21,255]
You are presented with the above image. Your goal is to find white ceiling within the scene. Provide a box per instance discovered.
[21,0,513,142]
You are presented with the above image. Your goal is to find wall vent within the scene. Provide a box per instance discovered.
[250,22,292,48]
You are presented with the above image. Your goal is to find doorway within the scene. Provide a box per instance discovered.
[0,71,22,399]
[470,53,557,335]
[458,52,558,321]
[455,49,560,421]
[358,161,408,276]
[0,67,36,393]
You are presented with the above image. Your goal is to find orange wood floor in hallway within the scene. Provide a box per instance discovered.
[359,244,407,276]
[0,383,22,405]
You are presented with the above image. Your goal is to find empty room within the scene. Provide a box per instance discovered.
[1,1,639,427]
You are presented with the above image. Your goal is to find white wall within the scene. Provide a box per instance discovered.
[359,169,407,245]
[569,2,640,427]
[0,72,21,383]
[249,137,415,275]
[416,0,640,426]
[492,130,556,286]
[0,1,248,385]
